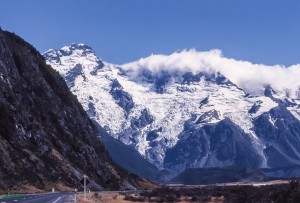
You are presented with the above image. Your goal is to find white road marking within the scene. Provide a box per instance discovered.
[53,195,65,203]
[52,196,61,203]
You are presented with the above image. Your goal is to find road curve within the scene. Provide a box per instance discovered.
[0,192,72,203]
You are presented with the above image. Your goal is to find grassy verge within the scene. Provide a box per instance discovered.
[0,194,25,201]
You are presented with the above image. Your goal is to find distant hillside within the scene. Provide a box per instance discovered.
[169,166,300,185]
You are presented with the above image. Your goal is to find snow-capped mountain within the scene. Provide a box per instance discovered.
[44,44,300,180]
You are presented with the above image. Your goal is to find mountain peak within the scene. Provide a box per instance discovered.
[44,43,96,59]
[60,43,94,55]
[44,43,104,77]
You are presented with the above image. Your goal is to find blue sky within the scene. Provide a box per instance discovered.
[1,0,300,65]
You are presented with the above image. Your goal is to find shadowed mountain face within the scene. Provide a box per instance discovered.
[253,105,300,168]
[164,119,263,175]
[0,30,148,191]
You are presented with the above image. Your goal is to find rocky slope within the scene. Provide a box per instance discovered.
[0,29,150,192]
[44,44,300,182]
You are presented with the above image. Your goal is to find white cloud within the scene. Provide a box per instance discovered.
[121,49,300,98]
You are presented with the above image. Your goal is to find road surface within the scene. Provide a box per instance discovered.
[0,192,73,203]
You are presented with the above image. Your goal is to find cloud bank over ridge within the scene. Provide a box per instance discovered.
[122,49,300,98]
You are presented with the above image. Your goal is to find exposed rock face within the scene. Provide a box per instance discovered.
[164,118,263,175]
[110,79,134,115]
[0,30,146,191]
[253,105,300,168]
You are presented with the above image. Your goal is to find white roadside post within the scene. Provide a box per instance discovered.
[84,175,86,200]
[74,189,77,203]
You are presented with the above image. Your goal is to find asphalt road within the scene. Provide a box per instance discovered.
[0,193,72,203]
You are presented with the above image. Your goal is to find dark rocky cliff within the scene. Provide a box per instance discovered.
[253,105,300,168]
[164,118,262,175]
[0,29,148,192]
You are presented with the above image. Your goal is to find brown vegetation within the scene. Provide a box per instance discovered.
[76,192,135,203]
[119,180,299,203]
[30,180,297,203]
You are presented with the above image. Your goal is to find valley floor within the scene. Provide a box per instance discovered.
[76,180,300,203]
[1,180,298,203]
